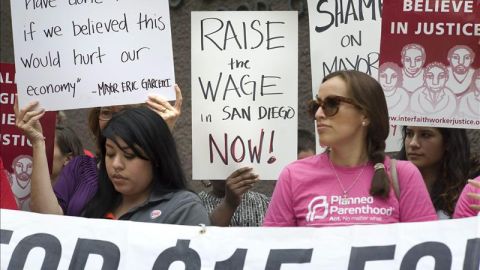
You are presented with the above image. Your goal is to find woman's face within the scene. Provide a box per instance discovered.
[315,76,367,148]
[105,137,153,200]
[98,106,126,130]
[404,127,445,170]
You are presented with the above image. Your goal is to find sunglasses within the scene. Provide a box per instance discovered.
[307,95,359,118]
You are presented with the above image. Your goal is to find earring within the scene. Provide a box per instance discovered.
[362,121,366,126]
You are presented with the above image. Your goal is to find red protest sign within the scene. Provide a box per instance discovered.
[0,63,56,210]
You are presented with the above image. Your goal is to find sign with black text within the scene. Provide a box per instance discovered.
[10,0,175,111]
[306,0,403,152]
[191,11,298,180]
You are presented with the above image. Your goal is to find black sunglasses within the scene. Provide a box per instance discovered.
[307,95,359,118]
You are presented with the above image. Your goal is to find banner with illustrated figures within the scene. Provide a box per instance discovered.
[1,209,479,269]
[380,0,480,128]
[10,0,175,111]
[191,11,298,180]
[0,63,56,211]
[306,0,403,152]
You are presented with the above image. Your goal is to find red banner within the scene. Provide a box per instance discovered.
[379,0,480,128]
[0,63,56,210]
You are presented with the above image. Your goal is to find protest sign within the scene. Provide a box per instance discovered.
[1,209,479,269]
[307,0,402,152]
[191,11,298,180]
[10,0,175,111]
[380,0,480,128]
[0,63,56,210]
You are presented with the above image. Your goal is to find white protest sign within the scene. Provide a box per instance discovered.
[307,0,402,152]
[1,210,479,269]
[10,0,175,111]
[191,11,298,180]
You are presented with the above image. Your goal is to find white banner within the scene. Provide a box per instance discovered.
[191,11,298,180]
[1,210,479,269]
[10,0,175,111]
[307,0,402,152]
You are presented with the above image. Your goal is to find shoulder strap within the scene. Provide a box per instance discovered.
[390,159,400,200]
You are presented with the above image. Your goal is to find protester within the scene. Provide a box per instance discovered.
[81,107,209,224]
[263,70,437,227]
[51,125,84,185]
[0,158,18,210]
[199,167,267,226]
[199,129,317,226]
[397,127,472,219]
[14,85,182,216]
[453,178,480,218]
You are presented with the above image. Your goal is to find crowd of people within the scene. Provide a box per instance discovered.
[1,71,479,230]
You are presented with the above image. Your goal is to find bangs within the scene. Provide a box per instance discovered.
[102,122,149,160]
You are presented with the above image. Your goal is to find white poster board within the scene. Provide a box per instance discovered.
[10,0,175,111]
[307,0,402,152]
[1,210,479,269]
[191,11,298,180]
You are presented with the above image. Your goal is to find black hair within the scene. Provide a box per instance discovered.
[83,107,187,218]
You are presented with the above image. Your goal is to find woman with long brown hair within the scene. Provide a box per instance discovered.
[263,70,437,227]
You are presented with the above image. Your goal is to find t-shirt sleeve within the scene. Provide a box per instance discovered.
[263,167,296,226]
[396,161,438,222]
[453,178,480,218]
[53,156,98,216]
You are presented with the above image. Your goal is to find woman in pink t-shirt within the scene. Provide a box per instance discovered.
[264,70,437,227]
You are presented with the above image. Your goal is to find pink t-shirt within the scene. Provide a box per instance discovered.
[453,177,480,218]
[263,153,437,227]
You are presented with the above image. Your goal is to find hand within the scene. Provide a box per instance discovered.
[224,167,259,208]
[146,84,182,131]
[14,96,46,145]
[467,179,480,211]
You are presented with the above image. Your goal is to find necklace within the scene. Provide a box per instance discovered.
[328,156,367,198]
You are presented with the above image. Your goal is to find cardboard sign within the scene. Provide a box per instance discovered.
[380,0,480,128]
[191,11,298,180]
[0,63,56,210]
[1,209,479,269]
[10,0,175,111]
[307,0,403,152]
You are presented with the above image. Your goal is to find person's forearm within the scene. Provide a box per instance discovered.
[29,141,64,215]
[209,199,237,226]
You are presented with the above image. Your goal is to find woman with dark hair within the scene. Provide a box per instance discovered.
[51,125,84,184]
[263,70,437,227]
[14,85,182,216]
[82,107,209,224]
[398,127,475,218]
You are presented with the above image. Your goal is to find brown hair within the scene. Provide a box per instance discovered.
[322,70,391,198]
[87,107,102,155]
